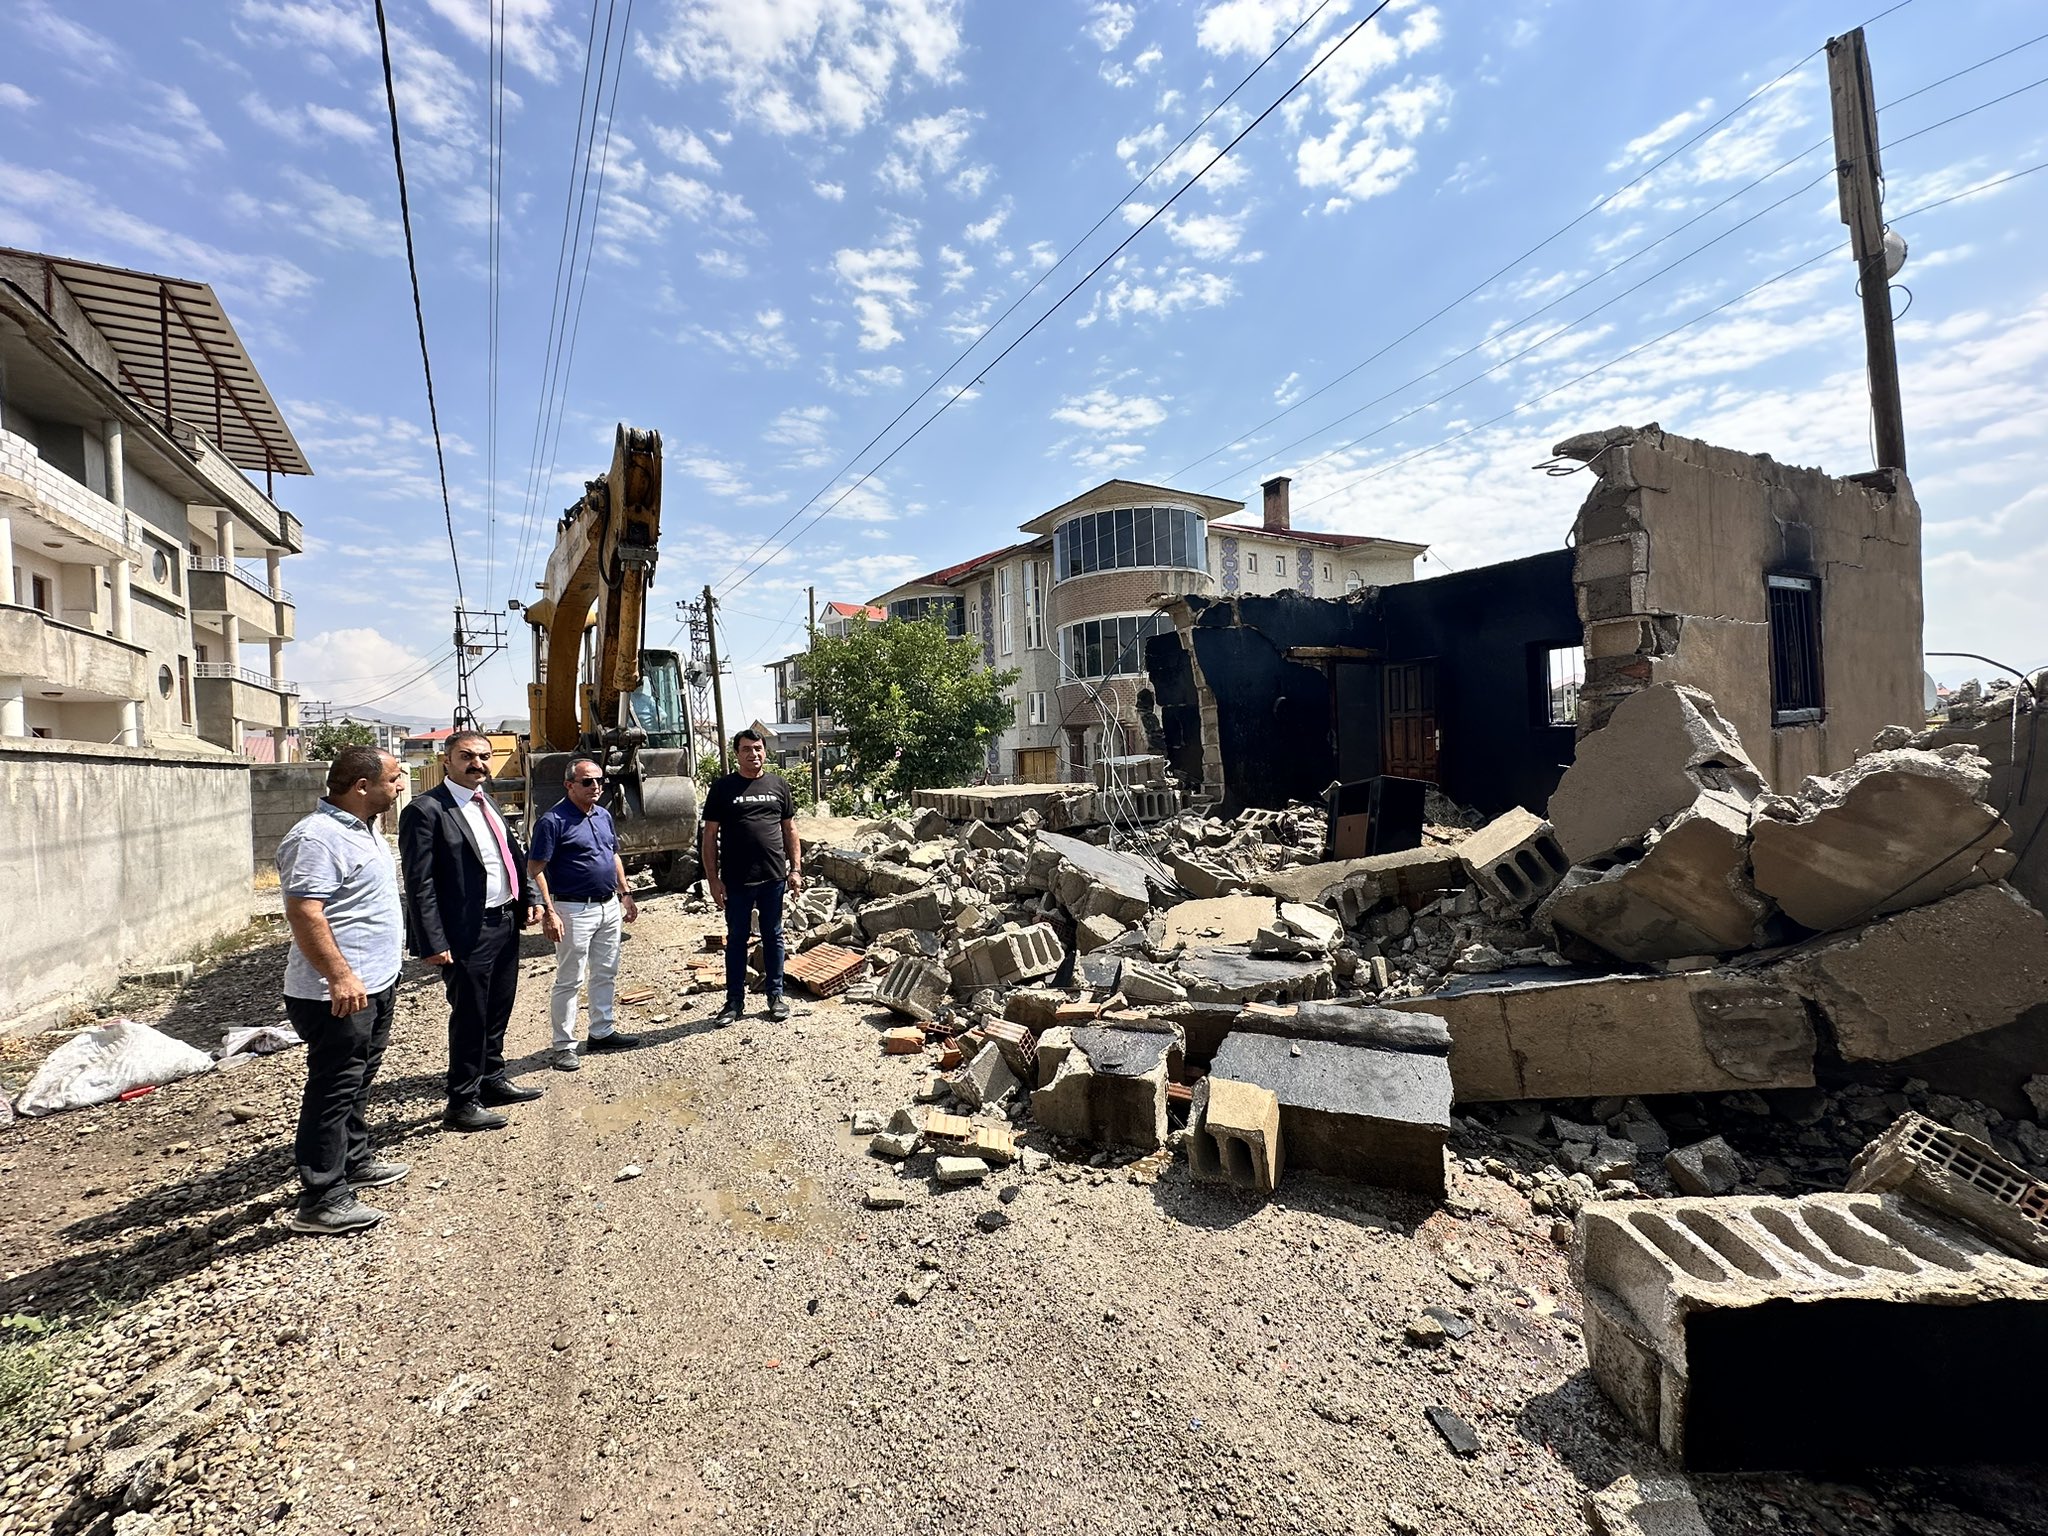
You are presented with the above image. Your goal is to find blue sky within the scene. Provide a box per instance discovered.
[3,0,2044,725]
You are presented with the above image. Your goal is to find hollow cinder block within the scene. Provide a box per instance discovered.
[1189,1077,1283,1193]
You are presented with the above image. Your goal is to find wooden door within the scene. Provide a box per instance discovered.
[1015,747,1058,782]
[1382,660,1439,784]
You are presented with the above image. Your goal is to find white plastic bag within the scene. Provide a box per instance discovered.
[13,1019,214,1117]
[219,1025,303,1060]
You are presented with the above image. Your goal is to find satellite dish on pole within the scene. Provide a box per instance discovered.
[1923,671,1940,713]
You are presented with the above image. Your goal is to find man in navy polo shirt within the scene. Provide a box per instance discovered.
[526,756,641,1071]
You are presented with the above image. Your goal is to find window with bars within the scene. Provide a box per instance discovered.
[1542,644,1583,726]
[1767,573,1823,723]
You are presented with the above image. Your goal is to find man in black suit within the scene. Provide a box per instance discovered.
[399,730,546,1131]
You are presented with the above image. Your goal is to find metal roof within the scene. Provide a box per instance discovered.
[3,249,311,477]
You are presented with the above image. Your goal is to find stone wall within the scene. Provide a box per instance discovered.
[0,738,252,1023]
[1564,424,1923,790]
[251,761,329,870]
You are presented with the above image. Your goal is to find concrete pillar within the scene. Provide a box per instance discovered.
[0,679,23,738]
[268,636,284,683]
[110,556,133,641]
[271,725,289,762]
[265,549,281,599]
[0,516,13,605]
[215,508,235,565]
[119,700,141,748]
[103,418,126,509]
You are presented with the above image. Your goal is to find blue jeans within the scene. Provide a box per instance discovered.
[724,880,786,1005]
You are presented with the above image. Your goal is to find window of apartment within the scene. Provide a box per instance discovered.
[144,536,182,596]
[1059,612,1172,681]
[1027,689,1048,725]
[1321,562,1332,583]
[1767,573,1823,723]
[887,593,966,638]
[1051,506,1206,581]
[1246,551,1259,575]
[1023,559,1048,650]
[28,574,53,615]
[997,566,1013,655]
[1542,644,1584,727]
[177,656,191,724]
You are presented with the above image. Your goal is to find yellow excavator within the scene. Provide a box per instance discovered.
[520,424,700,889]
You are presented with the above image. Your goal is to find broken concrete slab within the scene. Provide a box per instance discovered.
[1540,798,1770,963]
[1075,914,1126,952]
[1264,846,1464,908]
[1458,807,1571,910]
[1664,1135,1744,1197]
[1177,946,1336,1005]
[858,886,947,938]
[1160,895,1272,948]
[875,955,950,1021]
[1029,1026,1175,1150]
[1387,970,1814,1103]
[1765,883,2048,1063]
[1164,847,1247,898]
[1210,1030,1451,1197]
[1584,1475,1713,1536]
[951,1043,1022,1112]
[1846,1112,2048,1265]
[1276,902,1344,950]
[949,923,1064,989]
[1118,958,1186,1005]
[1036,831,1179,923]
[1188,1076,1283,1193]
[1578,1191,2048,1470]
[1547,683,1767,865]
[1230,999,1451,1057]
[916,783,1100,829]
[1750,748,2010,932]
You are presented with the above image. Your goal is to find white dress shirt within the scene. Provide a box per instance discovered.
[446,780,514,909]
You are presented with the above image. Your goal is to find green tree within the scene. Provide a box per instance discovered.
[306,721,376,760]
[794,618,1017,804]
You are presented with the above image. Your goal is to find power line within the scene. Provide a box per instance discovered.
[1287,159,2048,516]
[374,0,466,610]
[325,650,460,716]
[483,0,505,606]
[715,0,1398,601]
[699,0,1344,601]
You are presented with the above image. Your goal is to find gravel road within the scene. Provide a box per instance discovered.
[2,892,2042,1536]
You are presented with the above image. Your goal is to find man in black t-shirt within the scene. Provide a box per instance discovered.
[701,729,802,1024]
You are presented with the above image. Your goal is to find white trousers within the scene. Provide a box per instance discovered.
[550,897,621,1050]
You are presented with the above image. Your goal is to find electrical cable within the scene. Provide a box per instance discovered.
[714,0,1398,602]
[325,650,459,715]
[696,0,1344,605]
[374,0,466,611]
[1287,158,2048,516]
[483,0,505,607]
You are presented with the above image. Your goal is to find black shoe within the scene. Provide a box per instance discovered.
[442,1101,510,1133]
[764,996,790,1022]
[479,1076,544,1106]
[585,1029,642,1053]
[288,1194,385,1236]
[712,1001,745,1027]
[346,1159,411,1190]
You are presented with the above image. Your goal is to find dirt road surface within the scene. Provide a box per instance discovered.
[2,892,2041,1536]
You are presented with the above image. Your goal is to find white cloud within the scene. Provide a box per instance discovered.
[764,403,836,468]
[651,123,723,171]
[1274,371,1301,406]
[823,362,906,393]
[232,171,403,254]
[1072,440,1148,472]
[419,0,579,80]
[1086,2,1135,51]
[1026,240,1058,268]
[0,84,34,111]
[88,85,224,172]
[963,200,1010,243]
[1053,388,1168,436]
[938,243,973,292]
[692,307,801,367]
[295,629,454,717]
[679,452,787,505]
[18,0,124,74]
[638,0,966,138]
[1195,0,1341,57]
[877,108,978,195]
[1165,209,1245,259]
[1296,72,1450,210]
[698,247,750,278]
[242,91,376,144]
[1079,264,1236,326]
[832,220,922,350]
[1608,98,1714,172]
[813,179,847,200]
[0,160,315,307]
[234,0,377,56]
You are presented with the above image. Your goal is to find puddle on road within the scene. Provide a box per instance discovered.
[576,1080,705,1138]
[706,1138,837,1243]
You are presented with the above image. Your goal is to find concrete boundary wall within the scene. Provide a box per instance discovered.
[0,738,252,1024]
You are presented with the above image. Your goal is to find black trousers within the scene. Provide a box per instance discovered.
[443,906,521,1104]
[288,985,397,1211]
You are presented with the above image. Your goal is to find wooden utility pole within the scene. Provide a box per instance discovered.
[703,584,728,774]
[1828,26,1907,472]
[807,585,822,805]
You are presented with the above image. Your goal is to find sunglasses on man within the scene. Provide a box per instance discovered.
[572,775,606,787]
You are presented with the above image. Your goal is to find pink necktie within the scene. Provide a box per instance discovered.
[477,796,518,891]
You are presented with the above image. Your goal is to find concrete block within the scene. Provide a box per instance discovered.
[1037,831,1175,923]
[1751,749,2009,932]
[950,922,1064,988]
[909,806,950,840]
[1177,946,1336,1005]
[1034,1024,1074,1085]
[1577,1191,2048,1470]
[977,1018,1038,1084]
[1584,1475,1713,1536]
[1210,1030,1451,1197]
[1093,753,1167,789]
[809,846,874,895]
[1263,846,1463,907]
[1075,914,1126,952]
[876,955,951,1020]
[934,1155,988,1186]
[859,887,947,938]
[1188,1076,1283,1192]
[1161,895,1272,948]
[1387,971,1814,1104]
[1164,847,1246,898]
[1028,1026,1173,1150]
[1540,798,1770,963]
[1847,1112,2048,1264]
[1276,902,1344,950]
[1003,988,1063,1032]
[1765,884,2048,1062]
[865,861,935,899]
[1548,683,1766,865]
[1458,808,1570,909]
[965,819,1025,853]
[1663,1136,1744,1197]
[1101,785,1178,824]
[1118,958,1187,1005]
[951,1043,1022,1110]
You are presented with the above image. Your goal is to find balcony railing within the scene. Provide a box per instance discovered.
[0,429,140,555]
[194,661,299,695]
[194,555,290,602]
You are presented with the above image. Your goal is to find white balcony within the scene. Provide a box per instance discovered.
[194,661,298,695]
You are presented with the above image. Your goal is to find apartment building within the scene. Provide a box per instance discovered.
[767,600,883,726]
[864,475,1426,783]
[0,249,309,755]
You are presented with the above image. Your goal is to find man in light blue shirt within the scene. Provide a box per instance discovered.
[277,745,407,1235]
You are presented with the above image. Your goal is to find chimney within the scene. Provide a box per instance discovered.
[1262,475,1291,532]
